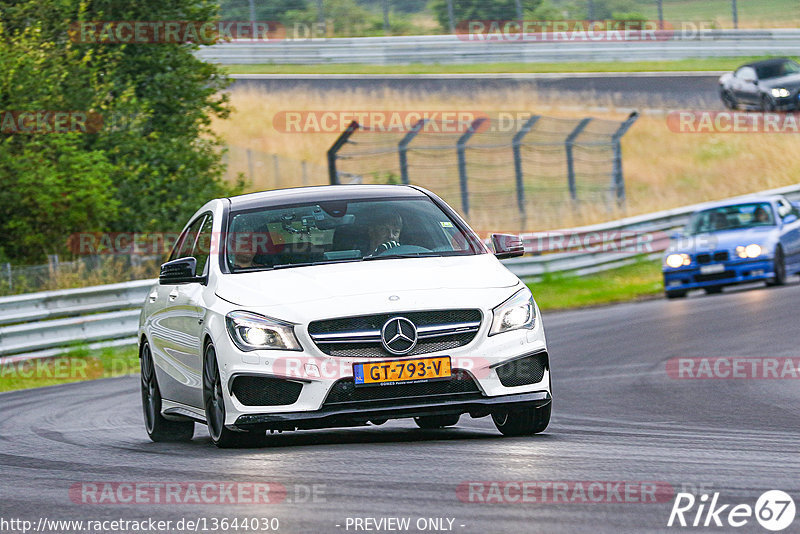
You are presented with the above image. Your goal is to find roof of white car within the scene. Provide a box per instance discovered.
[227,184,427,210]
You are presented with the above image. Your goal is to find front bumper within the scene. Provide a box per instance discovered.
[234,390,551,431]
[663,257,773,291]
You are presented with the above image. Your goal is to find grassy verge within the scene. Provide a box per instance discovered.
[528,259,663,311]
[0,344,139,393]
[223,57,777,76]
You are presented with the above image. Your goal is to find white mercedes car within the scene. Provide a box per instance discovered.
[138,185,551,447]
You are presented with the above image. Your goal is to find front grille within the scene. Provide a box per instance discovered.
[230,375,303,406]
[309,310,482,358]
[694,271,734,283]
[495,352,548,387]
[697,251,729,264]
[323,368,481,408]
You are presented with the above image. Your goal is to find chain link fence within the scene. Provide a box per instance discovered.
[222,145,329,191]
[327,112,637,232]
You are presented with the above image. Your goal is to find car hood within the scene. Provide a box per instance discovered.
[215,254,520,309]
[667,226,777,255]
[761,73,800,89]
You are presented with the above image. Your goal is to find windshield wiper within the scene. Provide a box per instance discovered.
[270,258,363,270]
[362,253,443,261]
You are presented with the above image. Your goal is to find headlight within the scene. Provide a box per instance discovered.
[225,311,302,351]
[770,88,791,98]
[665,253,691,268]
[736,244,762,259]
[490,289,536,336]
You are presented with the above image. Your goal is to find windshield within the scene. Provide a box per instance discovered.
[225,197,481,272]
[756,60,800,79]
[687,202,775,235]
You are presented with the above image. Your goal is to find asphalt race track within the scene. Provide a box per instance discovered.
[2,281,799,533]
[231,73,723,110]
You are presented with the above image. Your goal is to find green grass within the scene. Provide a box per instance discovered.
[528,259,663,311]
[0,344,139,393]
[224,57,779,75]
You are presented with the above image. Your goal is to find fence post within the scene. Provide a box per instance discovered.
[246,148,254,183]
[611,111,639,207]
[456,117,486,217]
[732,0,738,29]
[5,262,11,292]
[565,118,592,202]
[327,121,360,185]
[273,154,280,187]
[398,119,427,185]
[512,115,541,229]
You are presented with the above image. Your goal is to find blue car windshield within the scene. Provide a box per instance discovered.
[756,60,800,79]
[687,202,775,235]
[225,197,481,272]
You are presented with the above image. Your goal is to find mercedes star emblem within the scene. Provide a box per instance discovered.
[380,317,418,355]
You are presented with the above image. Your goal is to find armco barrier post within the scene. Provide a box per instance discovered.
[327,121,360,185]
[611,112,639,207]
[565,118,592,202]
[456,117,486,217]
[512,115,541,229]
[398,119,427,185]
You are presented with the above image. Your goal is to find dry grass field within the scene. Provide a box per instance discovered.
[212,86,800,232]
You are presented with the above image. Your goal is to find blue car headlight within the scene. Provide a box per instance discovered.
[735,244,762,259]
[665,253,691,268]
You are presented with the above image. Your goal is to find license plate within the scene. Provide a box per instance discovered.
[700,264,725,274]
[353,356,451,387]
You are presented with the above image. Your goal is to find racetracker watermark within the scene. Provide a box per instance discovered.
[0,357,136,382]
[69,482,325,505]
[271,356,497,380]
[273,111,491,134]
[0,111,103,134]
[666,357,800,379]
[667,111,800,134]
[457,481,674,504]
[455,20,716,42]
[69,21,286,44]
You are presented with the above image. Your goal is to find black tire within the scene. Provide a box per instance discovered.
[414,414,460,429]
[665,289,687,299]
[720,90,736,110]
[492,403,551,437]
[203,343,267,448]
[760,95,775,112]
[766,247,787,286]
[704,285,723,294]
[140,341,195,442]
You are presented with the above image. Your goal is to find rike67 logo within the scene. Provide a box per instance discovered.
[668,490,796,531]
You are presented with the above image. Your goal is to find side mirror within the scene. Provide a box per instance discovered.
[491,234,525,259]
[783,214,798,225]
[669,230,683,240]
[159,257,201,284]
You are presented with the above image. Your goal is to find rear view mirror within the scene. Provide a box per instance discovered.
[492,234,525,259]
[783,214,798,225]
[159,257,200,284]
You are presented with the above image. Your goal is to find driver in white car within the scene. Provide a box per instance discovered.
[366,211,403,256]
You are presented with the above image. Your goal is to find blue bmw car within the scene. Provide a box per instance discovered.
[663,195,800,298]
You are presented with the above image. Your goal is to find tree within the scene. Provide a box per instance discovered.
[0,0,240,263]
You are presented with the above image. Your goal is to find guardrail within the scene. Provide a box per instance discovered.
[2,183,798,361]
[196,29,800,65]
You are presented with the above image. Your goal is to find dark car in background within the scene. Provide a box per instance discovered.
[719,58,800,111]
